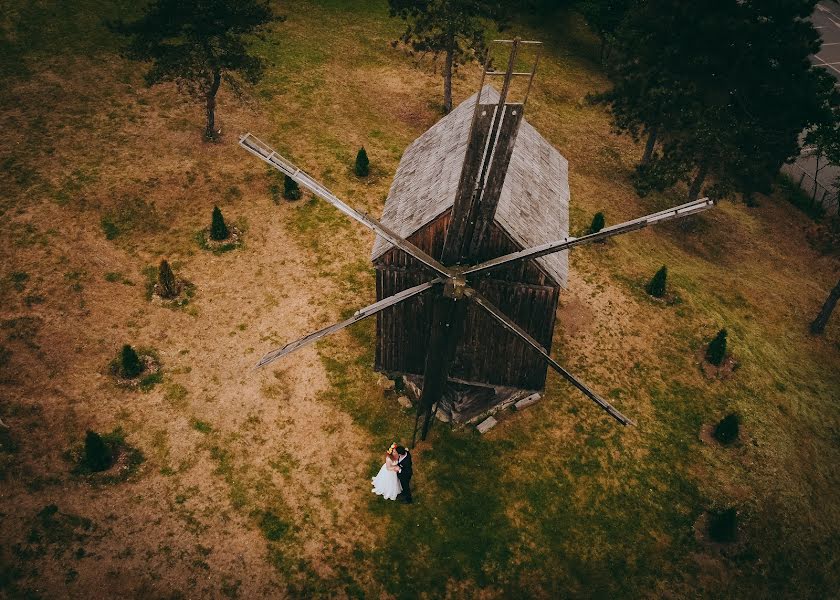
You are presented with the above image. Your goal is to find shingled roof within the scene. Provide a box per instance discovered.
[371,85,570,287]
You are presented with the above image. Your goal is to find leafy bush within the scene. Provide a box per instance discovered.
[355,147,369,177]
[713,413,740,444]
[84,430,113,472]
[706,329,728,366]
[120,344,143,378]
[708,508,738,543]
[588,211,605,234]
[210,206,229,241]
[157,259,177,298]
[283,175,301,200]
[646,265,668,298]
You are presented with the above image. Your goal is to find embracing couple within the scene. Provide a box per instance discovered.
[371,443,412,504]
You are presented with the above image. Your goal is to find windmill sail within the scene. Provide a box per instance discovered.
[464,197,715,277]
[256,278,443,368]
[239,133,452,278]
[466,287,635,426]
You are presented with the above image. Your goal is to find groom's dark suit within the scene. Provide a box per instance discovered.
[396,449,413,503]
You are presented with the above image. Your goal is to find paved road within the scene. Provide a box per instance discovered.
[812,1,840,80]
[787,1,840,214]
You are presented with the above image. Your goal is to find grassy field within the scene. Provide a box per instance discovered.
[1,1,839,598]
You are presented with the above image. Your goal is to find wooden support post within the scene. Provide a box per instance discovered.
[413,294,468,444]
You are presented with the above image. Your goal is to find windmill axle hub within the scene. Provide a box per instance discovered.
[443,275,468,300]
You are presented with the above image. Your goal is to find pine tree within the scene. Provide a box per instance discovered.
[158,259,178,298]
[713,413,740,445]
[705,329,727,366]
[111,0,280,140]
[646,265,668,298]
[210,205,229,241]
[283,175,301,200]
[84,430,113,472]
[708,508,738,543]
[120,344,144,378]
[354,147,370,177]
[588,212,605,234]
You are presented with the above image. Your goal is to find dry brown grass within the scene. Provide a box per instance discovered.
[1,1,838,598]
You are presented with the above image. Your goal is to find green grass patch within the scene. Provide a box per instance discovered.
[190,418,212,434]
[100,197,163,240]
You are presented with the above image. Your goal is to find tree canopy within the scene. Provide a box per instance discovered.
[389,0,507,112]
[111,0,279,140]
[598,0,839,201]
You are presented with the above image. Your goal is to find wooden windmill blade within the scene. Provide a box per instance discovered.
[255,278,444,369]
[239,133,452,279]
[464,287,635,426]
[464,197,716,278]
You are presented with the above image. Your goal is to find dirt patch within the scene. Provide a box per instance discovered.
[697,351,739,380]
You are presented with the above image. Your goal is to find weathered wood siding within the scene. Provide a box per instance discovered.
[374,211,560,390]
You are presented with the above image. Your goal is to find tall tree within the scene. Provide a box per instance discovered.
[576,0,634,61]
[804,107,840,202]
[388,0,506,113]
[111,0,279,140]
[601,0,838,201]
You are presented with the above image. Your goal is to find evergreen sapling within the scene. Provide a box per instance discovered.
[589,211,605,234]
[84,430,113,472]
[120,344,143,378]
[646,265,668,298]
[355,147,369,177]
[713,413,740,445]
[706,329,727,366]
[158,259,178,298]
[210,206,229,241]
[283,175,301,200]
[708,508,738,543]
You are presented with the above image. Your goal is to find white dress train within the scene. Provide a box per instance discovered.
[371,456,402,500]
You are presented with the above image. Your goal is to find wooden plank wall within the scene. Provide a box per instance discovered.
[374,212,561,390]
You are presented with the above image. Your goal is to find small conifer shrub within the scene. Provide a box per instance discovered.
[706,329,728,366]
[210,206,229,241]
[283,175,301,200]
[588,212,605,234]
[84,430,113,472]
[120,344,143,378]
[158,260,177,298]
[646,265,668,298]
[355,147,369,177]
[708,508,738,543]
[713,413,740,445]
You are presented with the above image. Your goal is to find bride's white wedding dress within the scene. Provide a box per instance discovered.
[371,456,402,500]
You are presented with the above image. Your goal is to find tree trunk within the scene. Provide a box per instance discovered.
[811,278,840,334]
[443,47,454,114]
[812,151,822,202]
[641,125,659,165]
[205,69,222,140]
[688,160,709,200]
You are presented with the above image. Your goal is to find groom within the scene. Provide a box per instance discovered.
[395,445,413,504]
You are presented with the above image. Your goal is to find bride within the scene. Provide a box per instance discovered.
[372,443,402,501]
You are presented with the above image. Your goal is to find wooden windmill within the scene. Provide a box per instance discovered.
[240,39,715,444]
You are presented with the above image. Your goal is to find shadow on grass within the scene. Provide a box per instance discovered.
[369,429,519,599]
